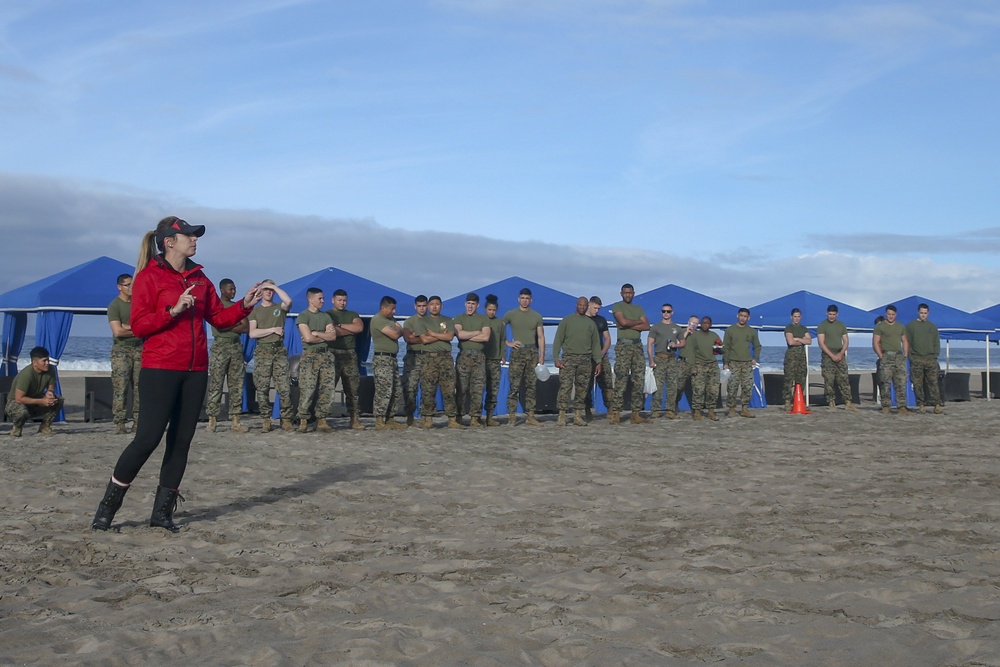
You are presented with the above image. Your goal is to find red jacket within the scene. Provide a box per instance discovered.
[131,255,252,371]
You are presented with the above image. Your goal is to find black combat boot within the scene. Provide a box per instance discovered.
[92,480,129,531]
[149,485,184,533]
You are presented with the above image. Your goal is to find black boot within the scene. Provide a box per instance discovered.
[149,485,184,533]
[92,480,129,531]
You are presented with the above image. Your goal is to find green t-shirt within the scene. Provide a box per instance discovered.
[250,304,287,344]
[454,313,490,352]
[107,297,142,347]
[370,314,400,354]
[689,329,720,364]
[874,320,905,354]
[503,308,543,347]
[415,314,455,353]
[13,366,56,399]
[327,308,361,351]
[723,324,761,364]
[784,322,809,357]
[553,313,601,361]
[403,314,424,354]
[484,316,506,360]
[211,298,242,342]
[817,319,847,353]
[906,319,940,358]
[297,309,334,351]
[611,301,645,341]
[679,332,696,363]
[649,322,684,355]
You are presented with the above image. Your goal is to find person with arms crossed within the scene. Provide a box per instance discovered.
[327,289,367,431]
[453,292,491,427]
[482,294,506,426]
[401,295,429,426]
[782,308,812,411]
[296,288,337,432]
[414,296,462,429]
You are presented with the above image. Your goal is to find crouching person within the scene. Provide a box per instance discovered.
[6,346,63,437]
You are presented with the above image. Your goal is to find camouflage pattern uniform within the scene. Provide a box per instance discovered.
[689,329,721,411]
[370,312,402,419]
[673,344,693,413]
[297,348,337,420]
[875,318,908,408]
[817,319,851,407]
[610,299,647,413]
[253,342,293,419]
[610,341,646,412]
[722,323,761,410]
[108,296,142,426]
[206,298,245,419]
[484,316,506,416]
[297,308,336,421]
[416,313,458,417]
[648,321,684,413]
[506,345,538,414]
[454,311,489,419]
[327,308,363,418]
[553,311,602,414]
[6,366,63,430]
[402,350,423,417]
[782,322,809,406]
[907,317,942,408]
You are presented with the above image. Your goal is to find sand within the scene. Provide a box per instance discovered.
[3,394,1000,666]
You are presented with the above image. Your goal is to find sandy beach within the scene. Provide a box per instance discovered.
[3,386,1000,665]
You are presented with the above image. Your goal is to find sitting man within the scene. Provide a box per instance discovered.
[6,346,64,437]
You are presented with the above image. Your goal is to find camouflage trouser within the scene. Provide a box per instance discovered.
[507,346,538,414]
[611,342,645,412]
[206,339,244,418]
[5,396,63,427]
[297,348,337,419]
[587,354,612,410]
[726,360,754,409]
[783,348,807,406]
[879,353,908,408]
[332,350,362,416]
[402,352,423,417]
[455,350,486,418]
[691,361,720,410]
[651,354,679,412]
[557,354,592,412]
[421,352,457,417]
[820,355,851,407]
[673,360,692,411]
[110,343,142,424]
[254,343,293,419]
[910,356,941,407]
[484,358,502,414]
[372,354,401,418]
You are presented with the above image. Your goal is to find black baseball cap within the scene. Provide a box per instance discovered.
[157,217,205,245]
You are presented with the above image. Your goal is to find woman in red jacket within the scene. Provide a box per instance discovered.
[92,216,263,532]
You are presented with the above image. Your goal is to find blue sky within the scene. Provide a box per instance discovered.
[2,0,1000,317]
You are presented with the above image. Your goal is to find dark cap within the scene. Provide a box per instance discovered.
[157,217,205,245]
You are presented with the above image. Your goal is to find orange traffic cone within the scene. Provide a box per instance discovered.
[789,383,810,415]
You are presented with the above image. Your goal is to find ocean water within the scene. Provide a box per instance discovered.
[12,335,996,373]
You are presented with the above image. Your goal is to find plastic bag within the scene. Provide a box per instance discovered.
[643,366,657,395]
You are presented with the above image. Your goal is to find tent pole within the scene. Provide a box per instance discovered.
[987,335,991,402]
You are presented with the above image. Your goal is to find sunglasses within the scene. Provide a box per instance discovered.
[661,309,672,313]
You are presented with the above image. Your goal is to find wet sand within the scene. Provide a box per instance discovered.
[3,399,1000,666]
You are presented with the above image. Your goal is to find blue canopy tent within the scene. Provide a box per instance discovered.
[748,291,876,409]
[259,267,414,418]
[749,291,875,332]
[0,256,135,421]
[438,277,579,416]
[870,297,996,404]
[442,276,579,323]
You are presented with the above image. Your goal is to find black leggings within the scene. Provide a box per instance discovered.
[113,368,208,489]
